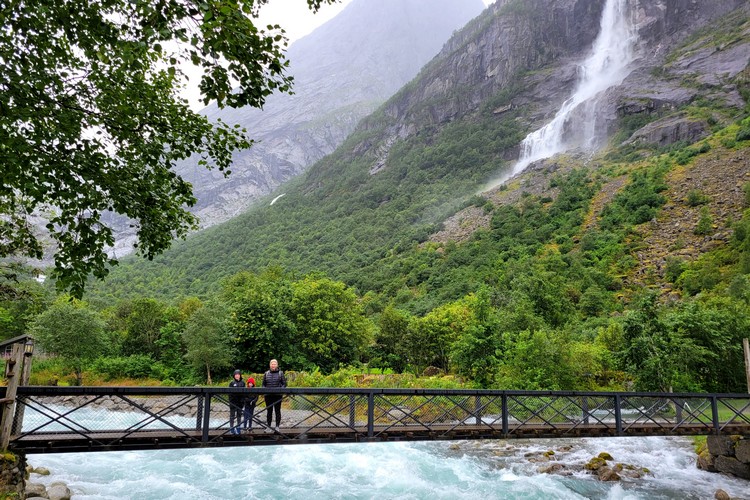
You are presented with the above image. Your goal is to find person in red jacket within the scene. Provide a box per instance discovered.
[243,377,258,432]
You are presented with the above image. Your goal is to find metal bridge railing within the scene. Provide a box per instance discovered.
[4,387,749,453]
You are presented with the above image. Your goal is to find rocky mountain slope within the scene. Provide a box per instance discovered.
[92,0,750,302]
[177,0,484,223]
[101,0,484,258]
[430,0,750,248]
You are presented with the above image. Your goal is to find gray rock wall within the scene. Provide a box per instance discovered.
[699,435,750,480]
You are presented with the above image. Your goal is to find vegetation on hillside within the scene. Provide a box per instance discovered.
[2,7,749,393]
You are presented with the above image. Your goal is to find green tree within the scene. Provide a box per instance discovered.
[666,297,750,392]
[694,206,713,236]
[0,0,334,297]
[405,299,471,375]
[120,298,168,357]
[372,305,411,372]
[183,301,232,384]
[449,289,500,386]
[30,297,106,385]
[290,275,374,373]
[224,269,297,371]
[0,268,49,339]
[620,293,708,391]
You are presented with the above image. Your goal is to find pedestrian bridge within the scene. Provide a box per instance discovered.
[3,386,749,454]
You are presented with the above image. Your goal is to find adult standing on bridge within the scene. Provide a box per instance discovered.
[262,359,287,432]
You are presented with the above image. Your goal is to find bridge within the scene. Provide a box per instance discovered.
[2,386,749,454]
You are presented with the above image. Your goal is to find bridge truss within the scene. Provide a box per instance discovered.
[4,387,749,453]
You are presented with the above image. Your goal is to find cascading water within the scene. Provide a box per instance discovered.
[507,0,638,182]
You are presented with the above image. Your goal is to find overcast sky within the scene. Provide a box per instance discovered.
[183,0,495,108]
[258,0,495,43]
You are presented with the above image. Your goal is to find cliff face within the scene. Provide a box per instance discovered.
[375,0,744,129]
[89,0,749,301]
[421,0,749,252]
[176,0,485,224]
[97,0,484,258]
[371,0,604,135]
[352,0,748,179]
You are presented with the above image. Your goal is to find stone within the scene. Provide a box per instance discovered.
[538,463,565,474]
[47,482,72,500]
[714,489,730,500]
[585,457,607,471]
[697,449,717,472]
[597,452,614,461]
[735,439,750,464]
[597,467,621,482]
[33,466,51,475]
[626,114,709,148]
[714,456,750,480]
[24,482,48,498]
[707,436,735,457]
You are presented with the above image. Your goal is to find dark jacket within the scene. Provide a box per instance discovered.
[262,369,287,389]
[244,387,258,406]
[228,378,245,406]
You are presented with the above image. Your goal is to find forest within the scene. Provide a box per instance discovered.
[4,113,750,393]
[2,4,750,395]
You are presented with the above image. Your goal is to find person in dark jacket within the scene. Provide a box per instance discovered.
[228,369,245,435]
[262,359,287,432]
[243,377,258,432]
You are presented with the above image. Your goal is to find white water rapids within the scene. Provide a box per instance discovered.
[27,437,749,499]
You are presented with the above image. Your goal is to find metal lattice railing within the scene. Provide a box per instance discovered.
[3,387,749,453]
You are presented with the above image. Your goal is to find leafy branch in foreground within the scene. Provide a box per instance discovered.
[0,0,335,297]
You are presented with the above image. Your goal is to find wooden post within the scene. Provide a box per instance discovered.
[12,349,33,434]
[0,344,24,450]
[743,338,750,394]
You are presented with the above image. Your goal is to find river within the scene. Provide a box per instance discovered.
[27,436,748,499]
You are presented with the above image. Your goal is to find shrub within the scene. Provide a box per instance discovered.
[686,189,710,207]
[91,355,160,380]
[694,206,713,235]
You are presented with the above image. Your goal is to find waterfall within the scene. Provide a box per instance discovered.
[507,0,638,182]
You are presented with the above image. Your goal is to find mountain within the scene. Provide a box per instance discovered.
[96,0,485,257]
[92,0,750,307]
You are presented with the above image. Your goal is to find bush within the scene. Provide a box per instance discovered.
[686,189,710,207]
[91,355,160,380]
[694,206,713,235]
[665,256,686,283]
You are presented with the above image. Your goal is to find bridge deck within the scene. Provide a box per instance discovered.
[12,423,750,453]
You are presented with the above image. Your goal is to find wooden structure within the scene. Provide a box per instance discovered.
[0,335,34,449]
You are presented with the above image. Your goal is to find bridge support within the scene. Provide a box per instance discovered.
[1,344,25,450]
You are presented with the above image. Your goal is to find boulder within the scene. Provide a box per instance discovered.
[697,448,717,472]
[24,482,48,498]
[47,482,71,500]
[585,456,607,471]
[626,114,709,148]
[714,489,730,500]
[735,439,750,464]
[597,466,621,482]
[714,456,750,480]
[538,463,565,474]
[707,435,735,457]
